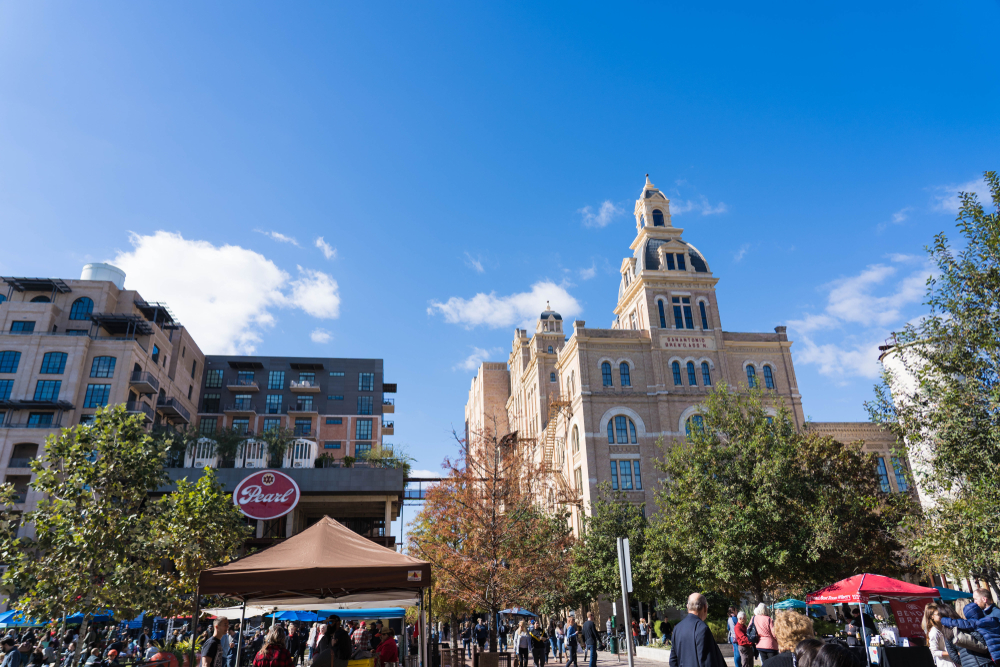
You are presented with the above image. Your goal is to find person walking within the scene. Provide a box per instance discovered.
[528,624,548,667]
[639,619,647,647]
[581,614,599,667]
[733,613,754,667]
[922,603,956,667]
[548,621,559,661]
[514,622,531,667]
[202,619,231,667]
[474,620,489,653]
[563,617,578,667]
[938,599,1000,665]
[251,628,294,667]
[498,619,508,653]
[751,604,777,663]
[727,608,742,667]
[667,593,725,667]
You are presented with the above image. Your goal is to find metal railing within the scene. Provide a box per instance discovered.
[383,421,394,428]
[129,370,160,392]
[224,403,257,413]
[157,397,191,421]
[289,403,316,412]
[383,398,395,405]
[125,401,154,420]
[290,380,317,389]
[228,379,260,389]
[292,426,312,437]
[7,458,34,468]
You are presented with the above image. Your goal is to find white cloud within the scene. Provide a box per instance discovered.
[670,195,728,217]
[891,207,912,224]
[428,280,582,329]
[579,264,597,280]
[255,229,301,246]
[310,328,332,344]
[455,346,503,371]
[112,231,341,355]
[932,177,992,213]
[464,252,485,274]
[786,261,933,381]
[288,267,340,319]
[409,469,443,478]
[579,200,623,228]
[734,244,750,262]
[315,236,337,260]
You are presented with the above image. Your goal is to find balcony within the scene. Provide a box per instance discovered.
[292,426,313,438]
[287,403,317,414]
[7,458,34,469]
[382,421,394,435]
[227,379,260,392]
[382,398,394,414]
[0,421,62,429]
[125,401,154,422]
[289,381,320,393]
[129,371,160,395]
[157,397,191,424]
[224,403,257,415]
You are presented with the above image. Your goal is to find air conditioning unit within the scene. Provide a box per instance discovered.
[195,462,205,468]
[293,461,303,468]
[246,462,255,468]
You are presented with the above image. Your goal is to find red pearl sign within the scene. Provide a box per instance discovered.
[233,470,301,521]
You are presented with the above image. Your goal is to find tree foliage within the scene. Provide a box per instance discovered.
[408,427,575,650]
[648,383,912,604]
[867,170,1000,590]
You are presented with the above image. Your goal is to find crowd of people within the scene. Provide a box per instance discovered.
[0,624,166,667]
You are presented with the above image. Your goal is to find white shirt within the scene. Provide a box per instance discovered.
[928,627,955,666]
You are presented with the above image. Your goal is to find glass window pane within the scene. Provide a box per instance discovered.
[33,380,61,401]
[268,371,285,389]
[607,420,614,444]
[83,384,111,408]
[628,419,637,443]
[700,301,709,329]
[610,461,618,490]
[90,356,116,378]
[665,254,675,270]
[687,362,697,386]
[615,416,628,444]
[620,461,633,489]
[746,365,757,388]
[764,365,775,389]
[0,381,12,401]
[40,352,67,374]
[619,363,631,387]
[891,457,909,492]
[702,362,712,386]
[205,369,223,388]
[0,352,21,374]
[876,458,891,493]
[673,305,683,328]
[634,461,643,490]
[602,362,613,386]
[658,301,667,328]
[672,362,682,386]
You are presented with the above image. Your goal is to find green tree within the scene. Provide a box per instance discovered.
[647,383,911,604]
[260,425,295,467]
[867,171,1000,590]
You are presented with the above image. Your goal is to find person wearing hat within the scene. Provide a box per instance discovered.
[372,629,397,665]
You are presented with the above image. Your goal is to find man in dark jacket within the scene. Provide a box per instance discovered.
[581,614,599,667]
[668,593,725,667]
[940,601,1000,664]
[474,620,489,652]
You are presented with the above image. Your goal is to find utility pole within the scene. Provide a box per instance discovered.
[616,537,635,667]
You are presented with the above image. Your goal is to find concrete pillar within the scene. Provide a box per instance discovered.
[385,498,392,538]
[256,520,263,538]
[286,508,296,538]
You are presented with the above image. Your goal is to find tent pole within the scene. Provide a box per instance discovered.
[234,602,246,667]
[191,585,201,667]
[857,602,871,667]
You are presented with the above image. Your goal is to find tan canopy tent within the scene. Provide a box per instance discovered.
[199,516,431,606]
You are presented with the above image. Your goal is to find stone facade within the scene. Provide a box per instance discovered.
[465,175,907,533]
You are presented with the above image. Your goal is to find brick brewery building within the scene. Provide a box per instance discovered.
[465,176,911,534]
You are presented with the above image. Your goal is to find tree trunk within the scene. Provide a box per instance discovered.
[74,614,89,667]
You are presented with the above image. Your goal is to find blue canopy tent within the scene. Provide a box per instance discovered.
[270,611,319,622]
[0,610,43,627]
[66,610,114,623]
[773,600,827,616]
[936,587,974,602]
[499,608,537,618]
[316,608,406,620]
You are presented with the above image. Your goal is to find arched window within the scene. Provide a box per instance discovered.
[607,415,638,444]
[548,346,554,354]
[549,372,557,383]
[39,352,67,374]
[619,363,631,387]
[572,425,580,452]
[700,301,709,329]
[746,364,757,388]
[69,297,94,320]
[685,415,704,436]
[90,356,116,378]
[0,351,21,374]
[701,362,712,386]
[657,300,667,328]
[30,296,50,303]
[763,365,775,389]
[652,209,665,227]
[601,362,613,387]
[672,361,682,386]
[687,361,697,386]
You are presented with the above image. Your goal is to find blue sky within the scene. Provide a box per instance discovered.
[1,1,998,482]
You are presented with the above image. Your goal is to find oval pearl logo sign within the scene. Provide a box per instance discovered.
[233,470,300,520]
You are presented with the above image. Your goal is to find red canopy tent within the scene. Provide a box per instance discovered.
[805,573,939,604]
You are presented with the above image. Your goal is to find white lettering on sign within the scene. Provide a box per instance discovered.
[661,336,712,350]
[237,485,296,506]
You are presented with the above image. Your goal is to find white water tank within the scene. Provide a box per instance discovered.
[80,263,126,289]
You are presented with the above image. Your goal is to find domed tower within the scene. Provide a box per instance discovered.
[614,175,721,335]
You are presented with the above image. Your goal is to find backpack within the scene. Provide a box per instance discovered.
[746,617,761,645]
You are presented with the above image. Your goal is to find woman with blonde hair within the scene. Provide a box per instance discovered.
[514,620,531,667]
[752,604,778,662]
[923,602,956,667]
[253,627,294,667]
[762,611,819,667]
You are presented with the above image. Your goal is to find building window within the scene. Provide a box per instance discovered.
[265,395,282,414]
[232,418,251,435]
[90,356,116,378]
[326,417,343,425]
[619,363,631,387]
[234,394,252,411]
[294,396,314,412]
[685,361,696,386]
[297,372,315,386]
[356,418,373,440]
[633,460,643,490]
[607,415,638,444]
[205,369,223,388]
[263,417,281,432]
[32,295,51,303]
[324,441,342,449]
[27,413,53,427]
[572,425,580,453]
[330,371,345,377]
[672,361,682,386]
[676,254,686,271]
[199,417,218,435]
[548,346,554,354]
[237,370,255,385]
[574,467,583,491]
[39,352,67,374]
[652,209,664,226]
[202,393,221,413]
[191,360,197,378]
[665,254,675,270]
[69,297,94,320]
[80,414,95,425]
[763,365,775,389]
[151,345,160,363]
[701,362,712,386]
[619,460,635,490]
[187,385,192,400]
[876,458,891,493]
[672,297,693,329]
[658,300,667,328]
[358,372,374,391]
[549,372,557,383]
[83,384,111,408]
[0,352,20,374]
[699,301,709,329]
[610,460,619,489]
[10,322,35,334]
[328,395,344,401]
[33,380,61,402]
[268,371,285,389]
[686,415,704,436]
[746,365,757,388]
[601,362,613,387]
[358,396,373,415]
[66,329,88,336]
[891,457,909,492]
[0,381,12,401]
[355,442,372,457]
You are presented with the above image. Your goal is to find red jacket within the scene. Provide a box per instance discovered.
[734,623,753,647]
[374,638,398,663]
[252,646,294,667]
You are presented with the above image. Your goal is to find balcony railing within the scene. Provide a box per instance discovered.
[382,398,394,414]
[7,458,34,469]
[1,421,62,429]
[227,379,260,391]
[129,371,160,394]
[224,403,257,414]
[382,421,394,429]
[289,381,320,393]
[292,426,312,437]
[125,401,154,421]
[157,397,191,423]
[288,403,317,413]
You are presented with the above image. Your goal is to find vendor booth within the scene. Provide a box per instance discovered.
[807,574,938,667]
[197,516,431,667]
[772,599,827,617]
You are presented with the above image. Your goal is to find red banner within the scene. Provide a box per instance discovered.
[233,470,300,520]
[889,598,932,638]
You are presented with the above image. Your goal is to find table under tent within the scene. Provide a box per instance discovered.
[197,516,432,667]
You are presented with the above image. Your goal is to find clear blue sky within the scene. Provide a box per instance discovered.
[1,1,998,478]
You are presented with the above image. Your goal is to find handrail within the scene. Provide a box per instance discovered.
[129,371,160,391]
[228,379,260,388]
[224,403,257,413]
[125,401,154,419]
[157,397,191,421]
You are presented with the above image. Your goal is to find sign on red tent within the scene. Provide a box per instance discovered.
[805,574,939,604]
[889,599,933,638]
